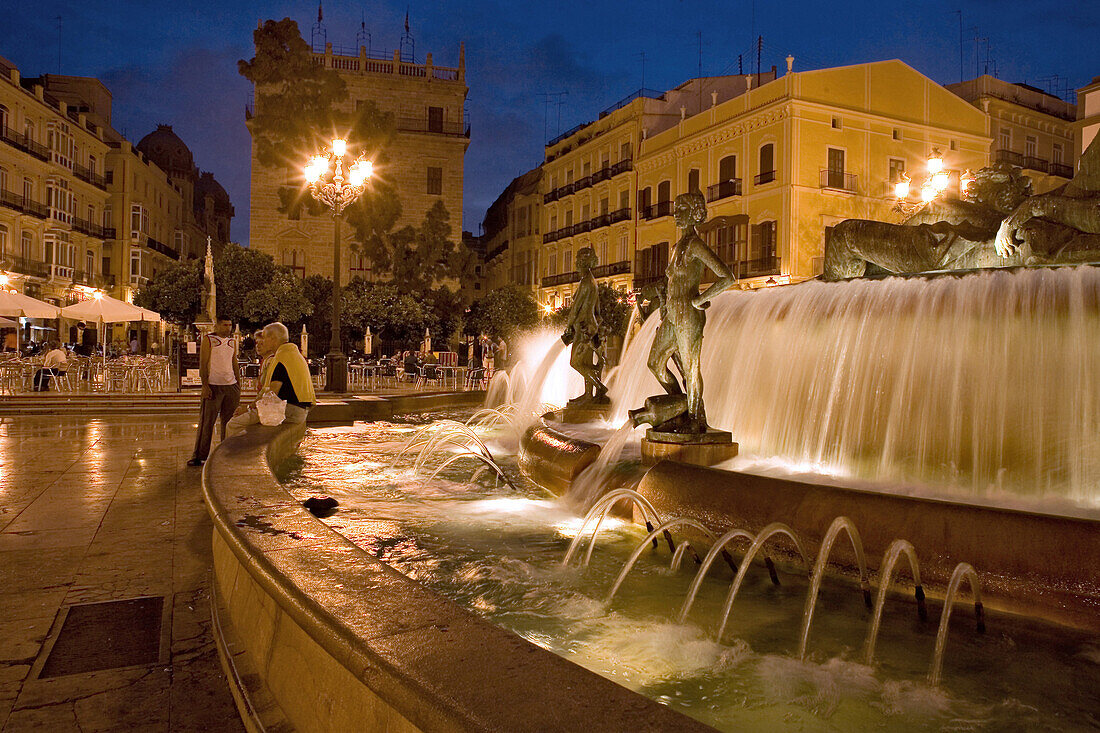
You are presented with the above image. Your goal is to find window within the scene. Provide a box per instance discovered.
[1025,136,1037,158]
[949,140,957,151]
[283,249,305,277]
[889,158,906,183]
[87,204,94,223]
[426,166,442,195]
[23,177,33,202]
[564,209,573,227]
[892,128,901,141]
[620,141,631,162]
[619,231,629,262]
[638,186,651,215]
[549,248,557,275]
[687,169,700,194]
[86,249,95,275]
[0,224,7,257]
[581,204,590,222]
[564,248,572,273]
[1053,144,1064,164]
[657,180,671,202]
[130,204,148,240]
[619,189,629,211]
[831,116,841,129]
[549,214,558,232]
[24,121,34,142]
[719,155,737,183]
[0,105,7,132]
[174,231,185,255]
[758,143,775,183]
[21,232,33,260]
[351,253,370,276]
[599,197,608,215]
[0,166,7,193]
[104,207,112,229]
[47,121,74,168]
[428,106,443,133]
[759,221,777,260]
[88,154,96,175]
[582,161,591,177]
[600,151,609,169]
[46,178,73,223]
[999,129,1011,151]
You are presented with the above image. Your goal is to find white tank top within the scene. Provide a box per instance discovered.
[207,335,237,385]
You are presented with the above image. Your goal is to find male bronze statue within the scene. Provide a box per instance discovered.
[631,191,736,434]
[562,246,609,404]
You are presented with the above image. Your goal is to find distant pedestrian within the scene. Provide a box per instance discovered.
[33,341,69,391]
[187,317,240,467]
[129,334,139,354]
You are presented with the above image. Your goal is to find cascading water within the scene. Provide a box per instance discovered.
[604,267,1100,510]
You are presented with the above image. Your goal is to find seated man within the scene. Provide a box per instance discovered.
[225,322,315,437]
[33,341,69,391]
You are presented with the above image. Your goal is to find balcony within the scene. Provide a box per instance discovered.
[609,158,633,176]
[73,163,108,190]
[72,216,112,239]
[1051,162,1074,178]
[145,236,180,261]
[574,175,592,190]
[543,189,558,204]
[47,264,74,281]
[819,169,857,192]
[642,200,673,220]
[486,242,508,261]
[541,271,582,288]
[394,116,470,137]
[592,260,631,279]
[0,189,49,219]
[735,255,781,278]
[706,179,743,202]
[754,170,776,185]
[1023,156,1048,173]
[994,149,1026,167]
[590,213,610,230]
[0,126,49,161]
[574,219,593,234]
[71,270,109,288]
[5,255,48,278]
[591,166,611,184]
[609,207,631,224]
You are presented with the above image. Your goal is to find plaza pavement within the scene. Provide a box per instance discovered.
[0,415,244,732]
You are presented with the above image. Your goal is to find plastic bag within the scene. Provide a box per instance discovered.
[256,391,287,426]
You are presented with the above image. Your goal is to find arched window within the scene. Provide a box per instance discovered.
[0,224,8,257]
[86,249,95,275]
[657,180,671,202]
[757,144,775,184]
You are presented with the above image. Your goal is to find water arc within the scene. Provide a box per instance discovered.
[798,516,871,659]
[606,518,716,604]
[929,562,985,686]
[864,539,925,665]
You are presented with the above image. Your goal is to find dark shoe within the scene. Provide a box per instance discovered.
[186,458,204,467]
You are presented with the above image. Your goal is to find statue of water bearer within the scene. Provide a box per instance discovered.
[629,191,739,464]
[559,247,609,421]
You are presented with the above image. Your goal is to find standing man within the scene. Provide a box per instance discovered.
[187,317,240,467]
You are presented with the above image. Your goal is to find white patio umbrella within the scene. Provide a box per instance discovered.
[0,316,17,328]
[0,290,61,351]
[60,294,161,389]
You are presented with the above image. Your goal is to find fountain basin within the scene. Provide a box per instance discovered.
[521,420,1100,632]
[203,418,707,732]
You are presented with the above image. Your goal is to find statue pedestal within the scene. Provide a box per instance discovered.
[553,400,612,424]
[641,429,738,467]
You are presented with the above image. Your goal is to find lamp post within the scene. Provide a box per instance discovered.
[304,138,373,393]
[892,148,972,218]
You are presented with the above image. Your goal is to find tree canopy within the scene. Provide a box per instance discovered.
[133,258,202,326]
[341,279,427,345]
[465,286,540,341]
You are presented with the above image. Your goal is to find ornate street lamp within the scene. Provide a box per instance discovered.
[304,138,373,392]
[892,148,969,217]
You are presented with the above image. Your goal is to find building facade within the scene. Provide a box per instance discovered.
[1076,75,1100,157]
[947,75,1076,193]
[0,55,233,346]
[482,166,541,294]
[533,61,990,307]
[248,39,469,285]
[0,58,113,320]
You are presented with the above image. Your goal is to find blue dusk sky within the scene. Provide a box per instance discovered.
[1,0,1096,245]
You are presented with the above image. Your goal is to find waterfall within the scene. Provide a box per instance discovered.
[606,267,1100,510]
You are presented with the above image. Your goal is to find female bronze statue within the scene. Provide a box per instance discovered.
[641,191,736,433]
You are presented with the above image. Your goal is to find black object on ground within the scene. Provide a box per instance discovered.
[303,496,339,518]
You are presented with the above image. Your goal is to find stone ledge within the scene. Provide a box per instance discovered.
[204,403,712,732]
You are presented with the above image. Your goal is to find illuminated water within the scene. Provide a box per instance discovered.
[286,417,1100,732]
[508,268,1100,513]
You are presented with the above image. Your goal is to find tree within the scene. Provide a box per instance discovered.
[134,258,202,325]
[296,274,332,355]
[466,286,539,341]
[341,279,426,347]
[421,287,466,347]
[358,200,465,294]
[214,243,282,326]
[243,269,313,326]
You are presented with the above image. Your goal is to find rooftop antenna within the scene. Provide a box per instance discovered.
[356,12,371,56]
[638,51,646,91]
[756,35,762,87]
[56,16,62,74]
[539,92,567,141]
[400,8,415,62]
[311,3,326,53]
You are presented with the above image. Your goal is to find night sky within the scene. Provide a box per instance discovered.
[1,1,1095,245]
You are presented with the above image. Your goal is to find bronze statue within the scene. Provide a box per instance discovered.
[562,246,608,404]
[632,191,736,434]
[824,136,1100,280]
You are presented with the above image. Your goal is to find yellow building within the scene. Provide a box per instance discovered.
[0,57,113,323]
[634,60,989,286]
[1076,75,1100,157]
[482,165,541,295]
[948,75,1076,193]
[248,39,468,284]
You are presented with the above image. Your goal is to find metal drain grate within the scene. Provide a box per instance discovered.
[39,596,164,678]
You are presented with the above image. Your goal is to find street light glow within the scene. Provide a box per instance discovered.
[893,173,911,199]
[348,160,373,187]
[304,155,328,183]
[927,148,944,175]
[331,138,347,157]
[931,170,950,192]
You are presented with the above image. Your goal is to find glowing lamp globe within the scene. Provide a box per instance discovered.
[920,181,936,203]
[893,174,911,199]
[348,160,372,187]
[931,170,950,192]
[927,149,944,175]
[331,138,347,157]
[960,170,974,193]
